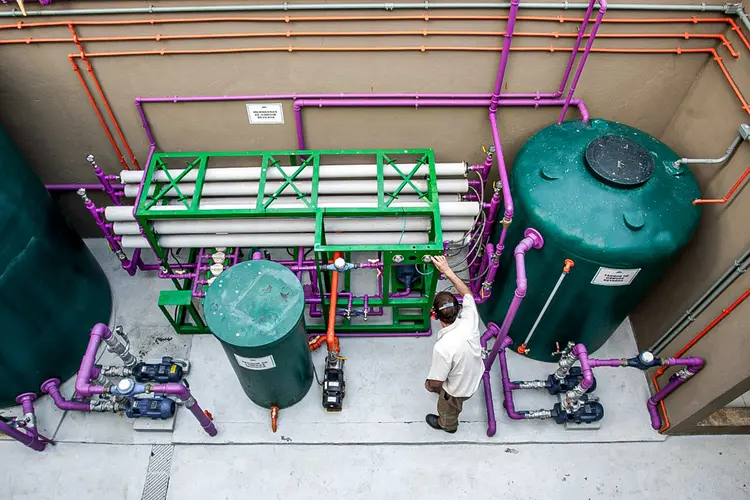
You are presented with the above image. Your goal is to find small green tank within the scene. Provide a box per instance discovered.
[204,259,313,408]
[0,126,112,406]
[480,119,701,362]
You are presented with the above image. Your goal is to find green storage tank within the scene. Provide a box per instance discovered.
[480,119,701,362]
[0,126,112,407]
[204,259,313,408]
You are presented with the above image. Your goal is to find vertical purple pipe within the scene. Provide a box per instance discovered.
[75,323,112,397]
[555,0,598,97]
[571,344,595,391]
[135,98,157,149]
[484,229,544,368]
[192,248,207,298]
[82,192,136,276]
[150,383,218,437]
[87,154,122,206]
[498,335,526,420]
[558,0,608,124]
[293,103,306,150]
[647,360,704,430]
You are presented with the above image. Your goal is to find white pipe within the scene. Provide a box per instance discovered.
[120,231,467,249]
[111,216,474,235]
[122,178,467,198]
[166,194,462,205]
[1,2,730,18]
[104,200,479,221]
[119,162,467,184]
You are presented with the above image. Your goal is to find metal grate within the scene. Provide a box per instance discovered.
[141,444,174,500]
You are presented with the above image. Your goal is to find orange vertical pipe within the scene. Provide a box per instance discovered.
[67,55,130,172]
[68,25,140,170]
[325,252,343,354]
[693,166,750,205]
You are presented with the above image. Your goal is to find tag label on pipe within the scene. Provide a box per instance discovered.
[246,103,284,124]
[233,353,276,370]
[591,267,641,286]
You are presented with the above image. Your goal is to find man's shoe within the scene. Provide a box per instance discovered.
[425,414,457,434]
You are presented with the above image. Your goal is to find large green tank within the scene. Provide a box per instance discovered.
[204,259,313,408]
[480,119,701,362]
[0,127,112,407]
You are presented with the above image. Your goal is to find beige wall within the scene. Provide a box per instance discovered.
[0,1,747,431]
[631,24,750,433]
[0,1,723,233]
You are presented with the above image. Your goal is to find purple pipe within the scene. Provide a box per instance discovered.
[83,195,137,276]
[558,0,607,124]
[0,393,47,452]
[555,0,598,98]
[498,335,526,420]
[307,330,431,339]
[484,229,544,369]
[571,344,595,391]
[646,361,703,430]
[46,183,108,191]
[41,378,93,412]
[150,383,218,437]
[391,287,411,298]
[88,155,124,206]
[75,323,111,397]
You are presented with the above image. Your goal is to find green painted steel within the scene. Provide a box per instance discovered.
[138,149,442,334]
[480,119,701,362]
[204,259,313,408]
[0,127,112,407]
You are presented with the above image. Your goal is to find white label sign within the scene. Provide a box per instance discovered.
[246,103,284,124]
[591,267,641,286]
[233,353,276,370]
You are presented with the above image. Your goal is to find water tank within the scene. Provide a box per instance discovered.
[204,260,313,408]
[480,119,701,362]
[0,126,112,406]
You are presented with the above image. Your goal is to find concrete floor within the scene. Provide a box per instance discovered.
[2,240,750,499]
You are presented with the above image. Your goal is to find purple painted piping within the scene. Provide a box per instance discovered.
[84,196,137,276]
[391,287,411,298]
[558,0,607,124]
[589,358,624,368]
[46,183,109,191]
[646,361,703,430]
[0,396,47,452]
[149,383,218,436]
[571,344,595,391]
[41,378,92,412]
[498,334,526,420]
[75,323,112,397]
[555,0,598,97]
[484,229,544,369]
[307,330,431,338]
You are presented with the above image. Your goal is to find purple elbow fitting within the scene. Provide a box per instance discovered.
[41,379,92,412]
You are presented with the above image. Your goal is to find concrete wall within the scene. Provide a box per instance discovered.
[0,1,722,234]
[631,25,750,434]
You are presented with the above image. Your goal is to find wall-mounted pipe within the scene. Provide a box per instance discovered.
[558,0,606,124]
[672,124,748,170]
[649,248,750,354]
[0,2,732,19]
[652,288,749,433]
[693,165,750,205]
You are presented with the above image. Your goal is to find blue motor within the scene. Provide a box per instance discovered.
[124,397,176,419]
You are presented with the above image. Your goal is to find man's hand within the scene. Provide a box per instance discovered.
[425,379,442,393]
[431,255,451,275]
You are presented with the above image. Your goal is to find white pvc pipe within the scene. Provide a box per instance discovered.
[104,200,479,221]
[111,216,474,235]
[119,162,467,184]
[120,231,467,249]
[122,178,467,198]
[166,194,462,205]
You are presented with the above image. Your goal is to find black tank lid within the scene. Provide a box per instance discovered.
[584,135,655,187]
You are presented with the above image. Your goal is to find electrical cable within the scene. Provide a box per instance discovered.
[415,263,434,276]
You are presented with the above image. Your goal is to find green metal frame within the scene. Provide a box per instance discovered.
[135,149,443,334]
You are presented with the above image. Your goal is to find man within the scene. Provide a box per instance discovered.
[424,255,483,434]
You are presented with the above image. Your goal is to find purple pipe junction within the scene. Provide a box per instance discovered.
[3,0,706,450]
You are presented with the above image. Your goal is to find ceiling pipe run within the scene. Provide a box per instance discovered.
[0,2,733,18]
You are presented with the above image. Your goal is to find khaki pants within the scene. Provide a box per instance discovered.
[437,387,469,431]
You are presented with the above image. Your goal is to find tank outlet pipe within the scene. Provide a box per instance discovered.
[557,0,607,124]
[671,124,749,170]
[518,259,575,355]
[144,383,218,437]
[40,378,97,412]
[87,154,122,206]
[647,360,704,430]
[75,323,126,397]
[484,228,544,369]
[649,247,750,354]
[0,393,50,452]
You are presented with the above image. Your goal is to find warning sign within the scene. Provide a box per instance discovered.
[234,353,276,370]
[591,267,641,286]
[246,103,285,124]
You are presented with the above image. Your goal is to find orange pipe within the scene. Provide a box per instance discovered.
[0,30,739,57]
[693,166,750,205]
[309,252,343,353]
[68,25,140,170]
[67,54,130,172]
[65,45,750,116]
[652,287,750,433]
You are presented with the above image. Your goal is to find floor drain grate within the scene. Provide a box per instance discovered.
[141,444,174,500]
